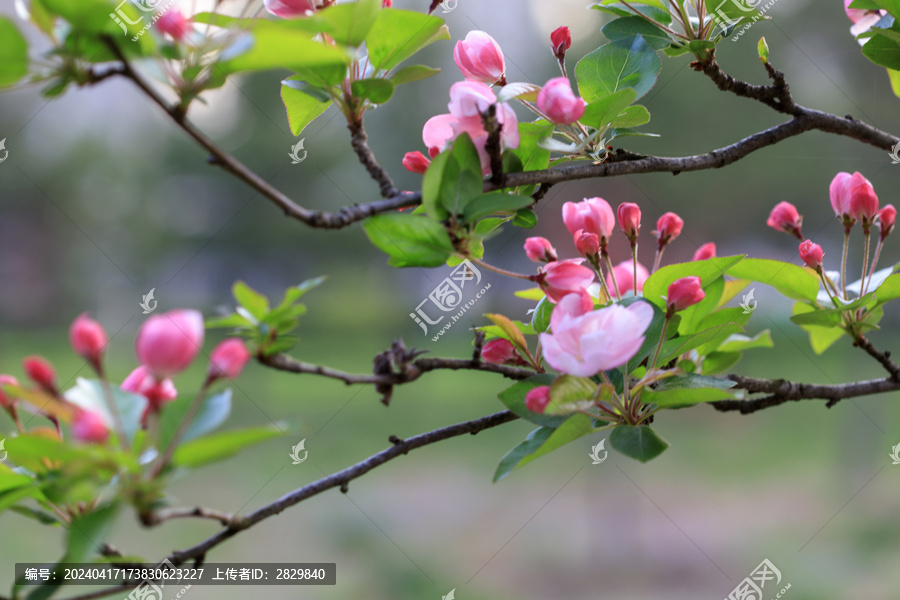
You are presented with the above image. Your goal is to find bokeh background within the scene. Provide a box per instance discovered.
[2,0,900,598]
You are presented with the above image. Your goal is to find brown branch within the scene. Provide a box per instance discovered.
[482,104,505,187]
[348,118,398,198]
[144,506,234,526]
[712,374,900,413]
[699,58,797,114]
[854,335,900,381]
[163,409,518,566]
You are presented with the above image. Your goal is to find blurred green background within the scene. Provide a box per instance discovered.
[2,0,900,598]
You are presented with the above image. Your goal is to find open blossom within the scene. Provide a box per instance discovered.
[538,259,595,303]
[454,31,506,84]
[524,237,557,263]
[402,151,431,174]
[537,77,585,125]
[264,0,316,18]
[157,9,190,40]
[481,339,520,365]
[562,197,615,242]
[72,409,109,444]
[617,202,641,242]
[525,386,552,414]
[70,313,108,373]
[799,240,824,269]
[606,260,649,295]
[766,201,803,239]
[843,0,886,39]
[655,212,683,248]
[208,339,251,381]
[423,81,519,175]
[666,277,705,314]
[136,309,205,378]
[692,243,716,262]
[121,365,178,412]
[540,294,654,377]
[550,26,572,61]
[879,204,896,240]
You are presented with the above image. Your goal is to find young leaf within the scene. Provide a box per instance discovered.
[314,0,381,46]
[485,313,528,352]
[233,281,270,320]
[172,425,287,468]
[609,425,669,462]
[641,387,735,409]
[493,414,601,482]
[282,81,333,136]
[642,256,744,310]
[0,18,28,87]
[158,390,233,450]
[390,64,441,86]
[575,34,661,103]
[366,10,449,71]
[350,78,394,104]
[602,16,673,50]
[462,193,533,223]
[218,22,352,74]
[498,375,569,428]
[363,213,454,267]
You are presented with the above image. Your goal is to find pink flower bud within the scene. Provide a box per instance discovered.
[574,230,600,257]
[264,0,316,18]
[766,201,803,239]
[156,9,190,40]
[606,260,649,294]
[69,313,108,373]
[799,240,824,269]
[692,243,716,262]
[208,338,251,381]
[830,171,872,228]
[879,204,896,241]
[23,356,57,396]
[539,259,595,303]
[524,237,558,263]
[844,0,878,23]
[135,309,205,379]
[382,0,392,6]
[849,179,879,231]
[617,202,641,242]
[72,409,109,444]
[666,276,705,314]
[0,374,18,410]
[562,197,615,241]
[537,77,585,125]
[121,365,178,413]
[525,386,552,414]
[655,212,684,248]
[454,31,506,85]
[481,339,519,365]
[402,151,431,175]
[550,26,572,61]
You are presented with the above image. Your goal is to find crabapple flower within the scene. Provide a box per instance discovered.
[70,313,107,373]
[537,77,585,125]
[454,31,506,85]
[766,202,803,239]
[830,171,874,228]
[692,243,716,262]
[666,277,705,314]
[0,375,18,410]
[72,409,109,443]
[655,212,684,248]
[843,0,886,40]
[24,356,57,396]
[121,365,178,413]
[799,240,824,269]
[550,26,571,61]
[525,386,552,414]
[157,9,190,40]
[524,237,557,263]
[136,309,205,378]
[849,178,879,231]
[617,202,641,243]
[208,338,251,381]
[879,204,896,240]
[606,260,649,294]
[562,197,615,242]
[539,294,654,377]
[538,259,595,303]
[264,0,316,18]
[402,151,431,174]
[481,339,519,365]
[574,230,600,258]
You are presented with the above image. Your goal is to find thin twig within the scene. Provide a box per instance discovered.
[146,506,234,526]
[854,336,900,381]
[348,118,398,198]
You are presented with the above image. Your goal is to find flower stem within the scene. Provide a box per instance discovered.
[150,381,210,478]
[603,251,622,300]
[649,317,671,370]
[631,242,639,296]
[100,378,129,451]
[840,227,850,300]
[863,237,885,296]
[469,258,533,281]
[652,246,665,274]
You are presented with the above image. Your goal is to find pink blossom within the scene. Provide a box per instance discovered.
[524,237,557,263]
[157,9,190,40]
[666,277,705,314]
[454,31,506,84]
[550,27,572,61]
[830,171,874,227]
[799,240,824,269]
[525,386,552,414]
[72,409,109,443]
[850,178,879,229]
[879,204,896,240]
[135,309,205,378]
[562,197,615,241]
[70,313,108,373]
[537,77,585,125]
[264,0,316,18]
[606,260,649,294]
[538,259,595,303]
[617,202,641,242]
[481,339,519,365]
[23,356,57,396]
[208,338,251,381]
[402,151,431,174]
[655,212,684,247]
[0,375,18,410]
[692,243,716,262]
[574,230,600,257]
[121,365,178,412]
[766,202,803,239]
[539,294,654,377]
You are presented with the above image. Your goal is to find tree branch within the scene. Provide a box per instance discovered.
[348,118,398,198]
[854,335,900,381]
[144,506,234,526]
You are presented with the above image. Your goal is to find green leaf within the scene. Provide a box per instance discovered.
[315,0,381,46]
[717,331,773,352]
[602,16,673,50]
[531,297,553,333]
[873,273,900,307]
[206,313,254,330]
[609,425,668,462]
[593,2,672,24]
[863,33,900,69]
[366,9,449,71]
[580,89,638,131]
[575,34,661,103]
[493,415,601,482]
[654,373,736,391]
[233,281,270,320]
[158,389,232,450]
[758,36,770,63]
[442,134,485,216]
[642,256,744,310]
[0,18,28,87]
[173,425,286,468]
[726,258,820,303]
[608,104,650,128]
[513,209,538,228]
[217,21,352,74]
[390,64,441,85]
[485,313,529,353]
[497,375,569,428]
[701,351,743,375]
[281,80,333,136]
[463,193,533,223]
[658,323,744,364]
[677,276,725,335]
[547,375,598,414]
[363,213,454,268]
[641,387,735,408]
[508,121,554,195]
[792,301,845,354]
[64,503,119,562]
[622,297,667,373]
[350,78,394,104]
